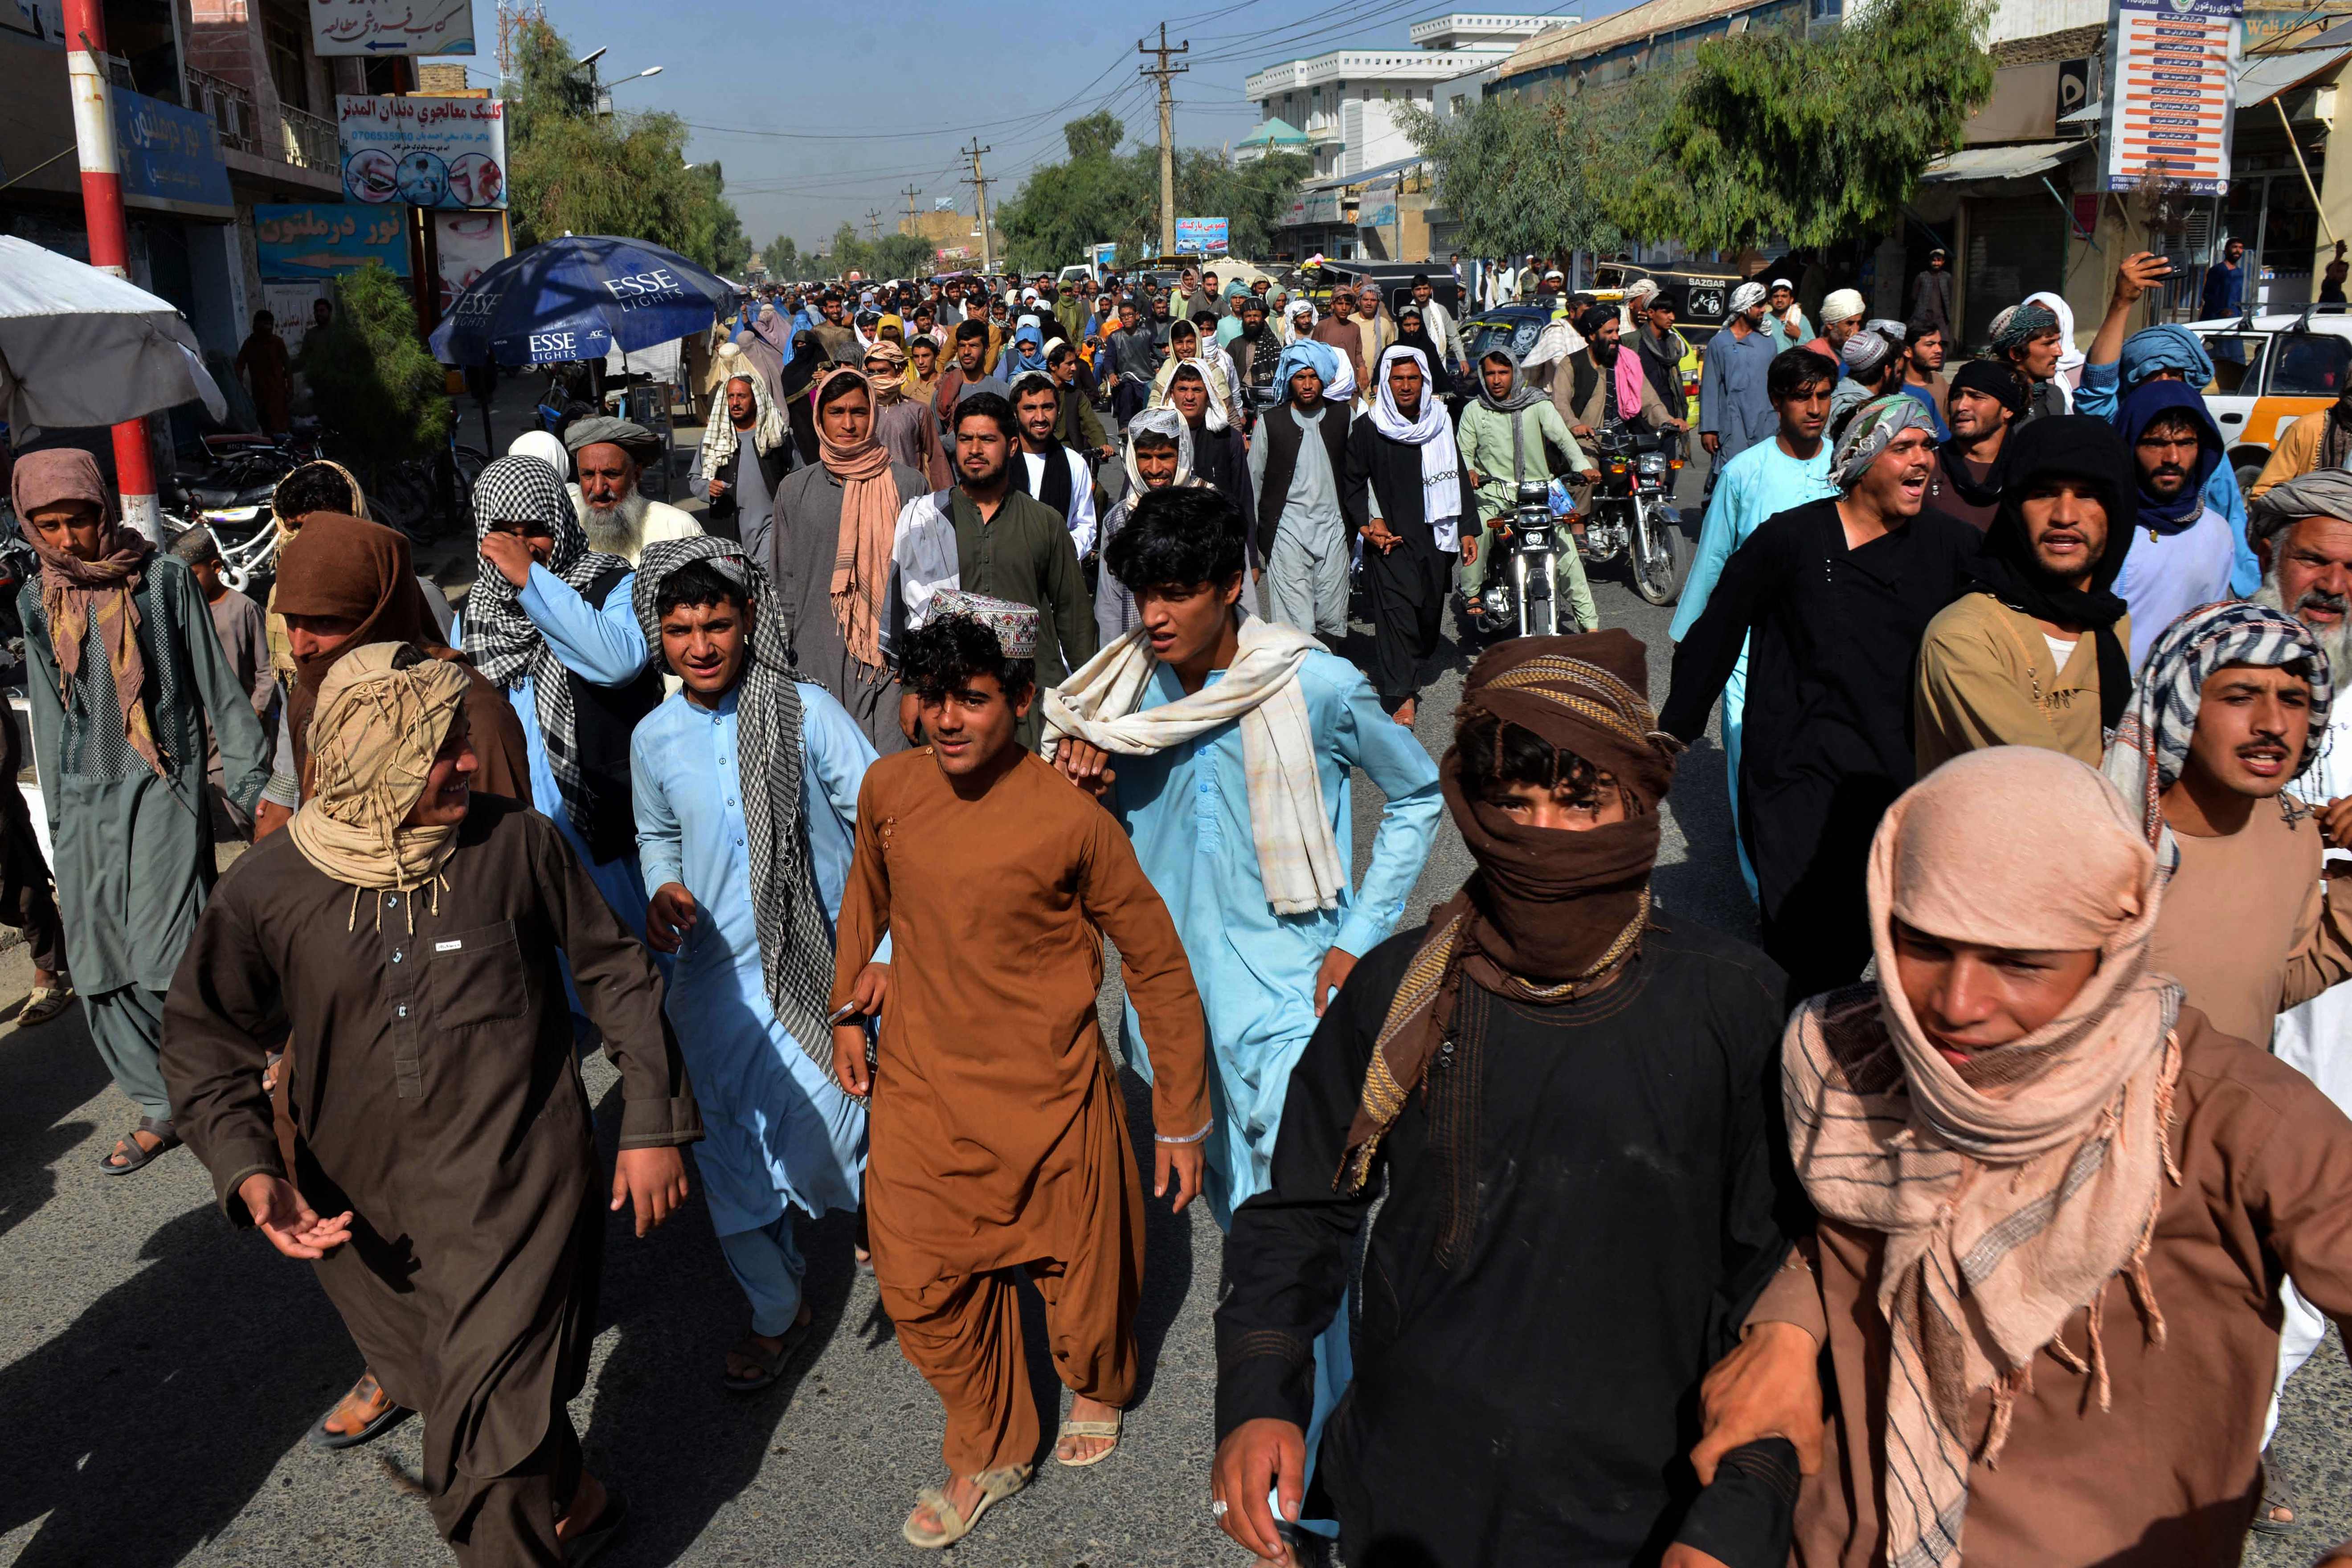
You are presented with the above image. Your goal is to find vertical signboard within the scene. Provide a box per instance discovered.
[2102,0,2242,195]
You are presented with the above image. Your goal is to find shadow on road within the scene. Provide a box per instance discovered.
[0,1007,113,1245]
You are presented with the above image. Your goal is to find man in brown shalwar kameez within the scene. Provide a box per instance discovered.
[1740,746,2352,1568]
[829,592,1210,1550]
[164,643,702,1567]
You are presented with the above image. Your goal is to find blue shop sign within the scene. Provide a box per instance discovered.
[115,87,232,214]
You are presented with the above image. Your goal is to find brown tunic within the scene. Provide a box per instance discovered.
[162,796,700,1548]
[1912,591,2126,773]
[1753,1007,2352,1568]
[831,748,1208,1472]
[2152,800,2352,1048]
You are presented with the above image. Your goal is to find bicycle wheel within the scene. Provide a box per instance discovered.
[443,445,489,536]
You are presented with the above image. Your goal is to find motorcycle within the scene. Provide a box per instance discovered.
[1580,422,1691,607]
[164,424,323,599]
[1467,479,1568,638]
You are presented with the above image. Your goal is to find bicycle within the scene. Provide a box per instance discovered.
[371,428,489,543]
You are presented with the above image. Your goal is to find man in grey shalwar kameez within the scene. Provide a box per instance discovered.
[9,449,269,1174]
[765,368,924,754]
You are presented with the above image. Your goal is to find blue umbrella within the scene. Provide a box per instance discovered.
[428,234,732,367]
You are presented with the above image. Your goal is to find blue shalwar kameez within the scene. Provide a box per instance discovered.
[1669,437,1836,899]
[1109,644,1441,1529]
[632,681,876,1332]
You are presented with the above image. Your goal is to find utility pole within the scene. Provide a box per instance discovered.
[63,0,160,537]
[1138,23,1188,261]
[961,139,994,275]
[865,208,883,243]
[900,184,925,275]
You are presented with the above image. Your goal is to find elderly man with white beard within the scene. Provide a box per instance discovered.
[562,416,703,565]
[2248,469,2352,1533]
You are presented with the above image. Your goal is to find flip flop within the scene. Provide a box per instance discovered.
[563,1487,627,1566]
[98,1116,180,1176]
[310,1372,412,1450]
[721,1318,809,1393]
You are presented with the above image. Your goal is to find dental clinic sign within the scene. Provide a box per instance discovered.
[336,95,506,210]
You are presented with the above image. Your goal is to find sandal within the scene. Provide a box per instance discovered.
[2253,1458,2302,1536]
[722,1315,809,1392]
[17,983,72,1027]
[562,1486,627,1566]
[98,1115,180,1176]
[900,1463,1031,1549]
[309,1370,411,1450]
[1054,1410,1123,1468]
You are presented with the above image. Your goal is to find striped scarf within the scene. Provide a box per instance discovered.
[464,456,632,849]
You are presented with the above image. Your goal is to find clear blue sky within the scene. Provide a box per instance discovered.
[428,0,1594,249]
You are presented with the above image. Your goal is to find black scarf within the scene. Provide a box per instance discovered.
[1970,415,2138,730]
[1010,440,1076,519]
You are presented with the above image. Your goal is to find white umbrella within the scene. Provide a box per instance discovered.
[0,235,226,438]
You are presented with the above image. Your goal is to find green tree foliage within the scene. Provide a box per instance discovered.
[300,261,451,476]
[504,17,752,274]
[1616,0,1995,250]
[995,113,1310,272]
[1402,89,1653,261]
[761,234,809,280]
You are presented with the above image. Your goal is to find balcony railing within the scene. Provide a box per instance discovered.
[277,103,335,172]
[184,65,256,153]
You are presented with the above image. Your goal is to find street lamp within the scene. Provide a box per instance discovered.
[575,49,660,119]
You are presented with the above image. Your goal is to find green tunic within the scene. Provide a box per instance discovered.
[19,553,270,996]
[947,487,1098,750]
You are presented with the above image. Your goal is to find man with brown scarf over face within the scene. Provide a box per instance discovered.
[1212,632,1825,1568]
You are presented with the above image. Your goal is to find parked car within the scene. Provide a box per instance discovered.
[2186,309,2352,492]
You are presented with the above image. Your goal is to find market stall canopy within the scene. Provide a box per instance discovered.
[0,236,226,440]
[427,234,732,368]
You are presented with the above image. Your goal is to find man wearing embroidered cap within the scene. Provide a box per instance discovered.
[1663,396,1981,1000]
[829,593,1209,1548]
[164,642,699,1567]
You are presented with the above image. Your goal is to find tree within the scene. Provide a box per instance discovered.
[1403,91,1651,262]
[761,234,803,280]
[300,261,451,481]
[994,113,1309,273]
[1614,0,1995,251]
[503,17,753,274]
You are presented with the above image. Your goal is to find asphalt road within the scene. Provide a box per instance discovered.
[2,462,2347,1567]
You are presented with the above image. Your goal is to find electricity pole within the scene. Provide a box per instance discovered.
[900,184,925,275]
[865,208,883,243]
[962,139,994,275]
[1138,23,1188,261]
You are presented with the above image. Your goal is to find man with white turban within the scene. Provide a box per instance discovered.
[1701,282,1780,470]
[1805,288,1867,366]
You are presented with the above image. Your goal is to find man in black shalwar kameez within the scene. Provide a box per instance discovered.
[164,643,701,1566]
[1347,345,1477,725]
[1213,633,1825,1568]
[1660,396,1979,1002]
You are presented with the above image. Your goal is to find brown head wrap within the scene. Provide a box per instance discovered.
[273,512,450,790]
[1339,631,1682,1190]
[9,448,162,774]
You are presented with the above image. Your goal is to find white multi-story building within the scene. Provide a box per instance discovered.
[1244,12,1573,178]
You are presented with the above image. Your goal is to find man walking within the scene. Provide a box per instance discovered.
[1900,319,1949,437]
[631,538,873,1391]
[690,372,794,555]
[1349,346,1476,726]
[1923,360,2024,532]
[564,416,703,564]
[1702,283,1779,472]
[769,368,926,755]
[1009,371,1100,568]
[1250,342,1359,641]
[164,641,698,1566]
[12,449,270,1175]
[831,595,1209,1549]
[1662,397,1980,999]
[2112,380,2237,667]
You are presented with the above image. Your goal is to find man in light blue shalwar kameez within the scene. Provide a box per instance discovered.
[1043,486,1440,1550]
[1669,347,1838,899]
[630,539,874,1388]
[461,455,665,945]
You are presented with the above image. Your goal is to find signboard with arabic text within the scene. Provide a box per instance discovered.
[254,203,410,280]
[337,95,505,210]
[2102,0,2241,196]
[310,0,475,57]
[115,87,231,215]
[1174,216,1229,255]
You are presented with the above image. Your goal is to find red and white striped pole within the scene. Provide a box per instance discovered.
[62,0,163,540]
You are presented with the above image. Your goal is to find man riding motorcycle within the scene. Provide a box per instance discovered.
[1456,346,1600,635]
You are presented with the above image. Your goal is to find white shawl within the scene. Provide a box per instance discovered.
[1043,612,1345,915]
[1367,344,1463,551]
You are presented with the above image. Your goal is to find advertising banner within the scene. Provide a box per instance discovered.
[255,202,410,279]
[1358,183,1399,233]
[311,0,476,57]
[336,94,506,210]
[2102,0,2242,196]
[115,87,231,215]
[1174,216,1230,254]
[433,208,508,312]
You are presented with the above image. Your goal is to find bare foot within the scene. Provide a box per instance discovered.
[557,1471,606,1543]
[906,1472,985,1537]
[1056,1392,1121,1465]
[1391,698,1417,727]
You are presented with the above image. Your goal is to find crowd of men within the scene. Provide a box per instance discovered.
[8,234,2352,1568]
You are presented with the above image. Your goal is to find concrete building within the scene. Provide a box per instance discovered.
[1244,12,1572,179]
